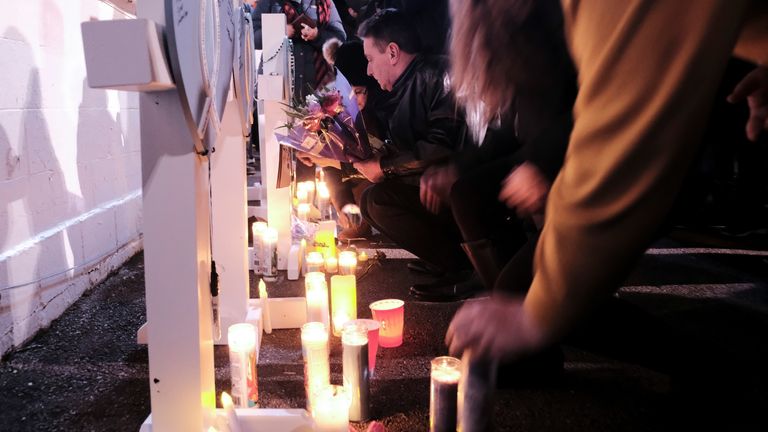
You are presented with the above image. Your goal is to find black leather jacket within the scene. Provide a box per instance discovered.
[373,55,467,183]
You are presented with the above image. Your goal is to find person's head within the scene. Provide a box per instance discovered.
[322,38,343,67]
[449,0,535,126]
[358,9,421,91]
[334,40,378,109]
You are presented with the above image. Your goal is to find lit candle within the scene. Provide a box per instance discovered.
[338,251,357,276]
[304,272,330,330]
[314,228,337,259]
[297,203,311,222]
[302,180,316,205]
[259,279,272,334]
[301,322,330,413]
[325,255,338,274]
[306,251,325,273]
[330,275,357,336]
[317,181,330,220]
[227,323,258,408]
[458,351,498,432]
[358,251,368,262]
[297,185,309,204]
[261,227,278,281]
[312,385,350,432]
[251,221,268,275]
[221,391,243,432]
[342,322,370,421]
[430,356,461,432]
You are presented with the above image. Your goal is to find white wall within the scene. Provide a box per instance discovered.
[0,0,142,358]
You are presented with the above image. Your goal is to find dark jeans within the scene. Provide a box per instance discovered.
[360,181,469,272]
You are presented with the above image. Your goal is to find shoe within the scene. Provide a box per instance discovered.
[409,271,482,302]
[406,259,445,277]
[338,223,372,241]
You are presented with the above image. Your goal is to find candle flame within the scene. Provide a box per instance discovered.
[221,391,234,408]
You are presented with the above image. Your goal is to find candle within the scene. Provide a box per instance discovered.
[297,203,311,222]
[221,391,243,432]
[325,255,338,274]
[259,279,272,334]
[261,227,278,281]
[301,322,330,413]
[369,299,405,348]
[317,181,330,220]
[358,251,368,262]
[227,323,258,407]
[342,322,370,421]
[430,356,461,432]
[330,275,357,336]
[251,221,268,275]
[296,186,309,204]
[306,251,325,273]
[312,385,350,432]
[338,251,357,276]
[314,228,337,259]
[302,180,316,205]
[349,319,380,374]
[458,351,498,432]
[304,272,330,330]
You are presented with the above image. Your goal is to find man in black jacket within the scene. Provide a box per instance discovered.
[353,9,471,277]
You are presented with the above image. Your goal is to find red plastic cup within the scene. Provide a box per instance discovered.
[348,319,380,373]
[369,299,404,348]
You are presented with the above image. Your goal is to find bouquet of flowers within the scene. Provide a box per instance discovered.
[276,72,373,163]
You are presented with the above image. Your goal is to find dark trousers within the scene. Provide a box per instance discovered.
[323,167,371,216]
[360,181,469,272]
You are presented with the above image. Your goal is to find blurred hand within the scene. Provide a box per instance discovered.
[499,162,550,217]
[727,65,768,142]
[419,164,458,214]
[353,156,384,183]
[301,23,318,41]
[446,296,541,361]
[286,24,295,38]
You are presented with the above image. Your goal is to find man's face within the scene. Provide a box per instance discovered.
[363,37,395,91]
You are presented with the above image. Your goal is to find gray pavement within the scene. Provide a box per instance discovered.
[1,235,767,431]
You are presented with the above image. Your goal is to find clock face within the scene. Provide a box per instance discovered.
[165,0,237,154]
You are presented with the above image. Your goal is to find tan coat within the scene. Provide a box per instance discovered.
[525,0,768,341]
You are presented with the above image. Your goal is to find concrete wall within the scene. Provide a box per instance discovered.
[0,1,142,358]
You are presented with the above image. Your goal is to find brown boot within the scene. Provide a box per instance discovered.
[460,239,500,291]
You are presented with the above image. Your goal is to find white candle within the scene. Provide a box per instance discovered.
[338,251,357,276]
[312,385,350,432]
[301,322,330,412]
[306,251,325,273]
[305,272,330,330]
[302,180,316,205]
[251,221,268,275]
[297,186,309,204]
[261,227,278,281]
[221,391,243,432]
[317,181,330,219]
[300,238,308,276]
[297,202,311,222]
[325,255,338,274]
[259,279,272,334]
[227,323,258,408]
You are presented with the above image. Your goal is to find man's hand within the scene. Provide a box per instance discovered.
[499,162,550,217]
[286,24,295,39]
[301,23,318,42]
[446,296,542,361]
[297,152,340,169]
[353,156,384,183]
[727,65,768,142]
[420,164,458,214]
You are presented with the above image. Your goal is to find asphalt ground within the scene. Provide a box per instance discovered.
[1,233,767,431]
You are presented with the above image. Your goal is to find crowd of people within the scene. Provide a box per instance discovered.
[252,0,768,411]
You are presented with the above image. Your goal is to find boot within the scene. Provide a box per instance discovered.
[460,239,501,291]
[409,270,481,302]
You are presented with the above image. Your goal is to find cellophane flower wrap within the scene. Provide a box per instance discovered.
[276,72,373,163]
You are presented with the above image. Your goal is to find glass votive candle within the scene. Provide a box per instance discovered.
[306,251,325,273]
[342,322,370,421]
[305,272,330,330]
[227,323,259,407]
[301,322,330,412]
[330,275,357,337]
[348,319,380,374]
[369,299,404,348]
[312,385,350,432]
[338,251,357,275]
[325,255,338,273]
[297,202,311,221]
[430,356,461,432]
